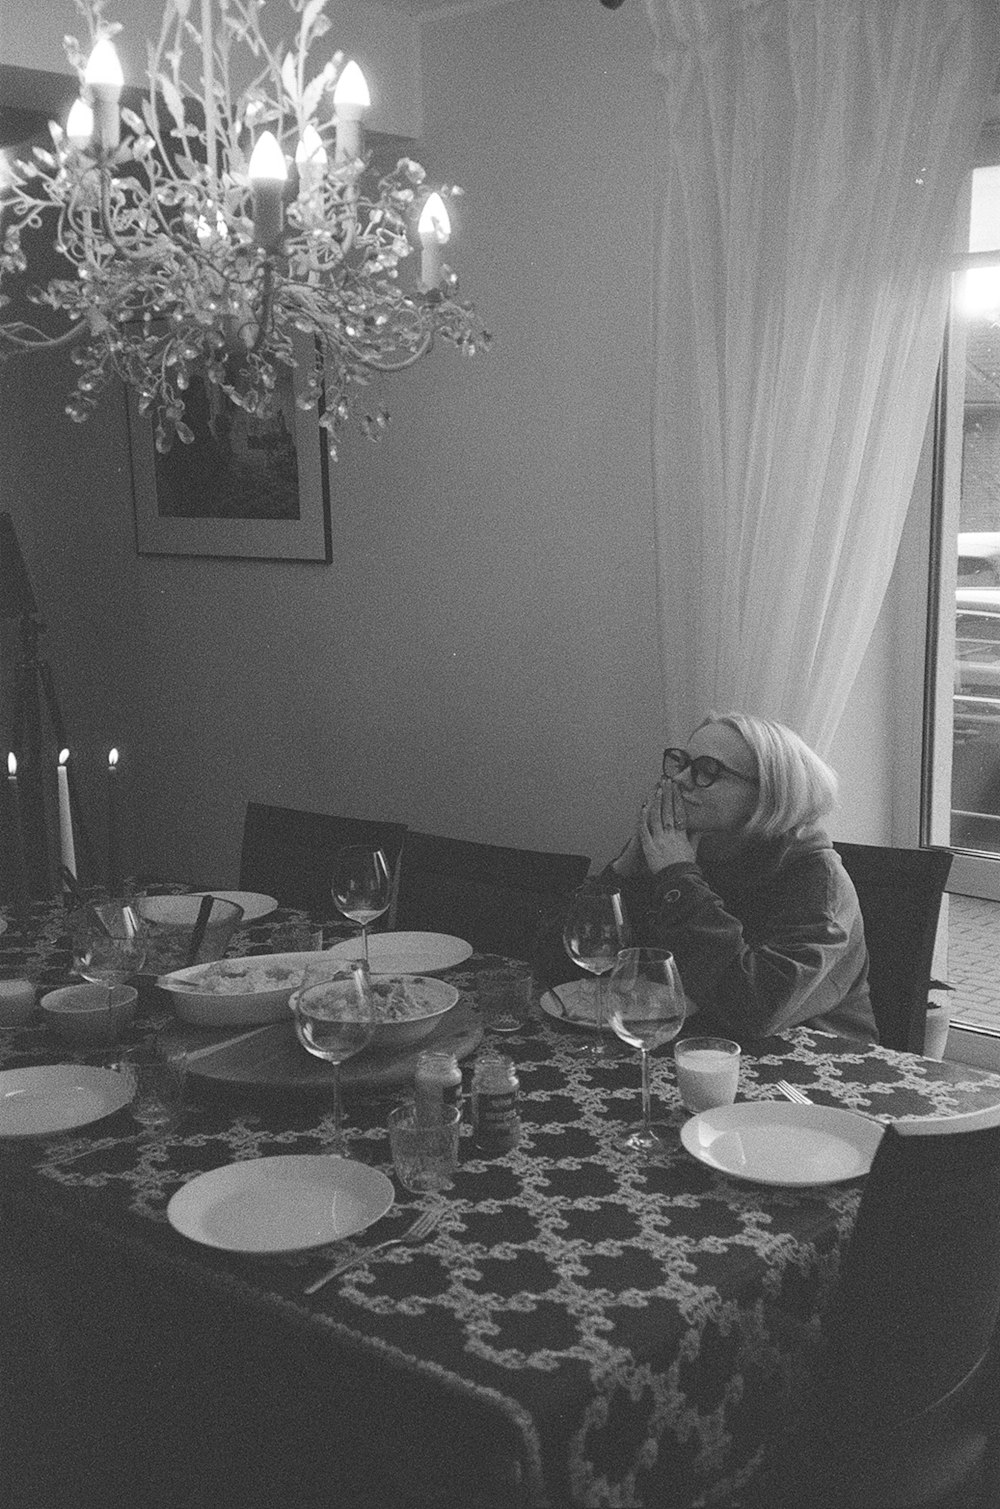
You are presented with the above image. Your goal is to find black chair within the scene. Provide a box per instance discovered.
[238,803,407,925]
[745,1100,1000,1509]
[394,830,591,960]
[833,842,953,1053]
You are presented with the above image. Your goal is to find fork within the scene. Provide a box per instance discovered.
[776,1080,812,1105]
[304,1207,442,1295]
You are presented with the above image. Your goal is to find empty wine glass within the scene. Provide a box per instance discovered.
[562,887,630,1058]
[289,961,376,1158]
[72,904,147,1002]
[607,947,686,1154]
[330,846,392,964]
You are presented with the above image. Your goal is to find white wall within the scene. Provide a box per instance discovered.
[0,0,906,892]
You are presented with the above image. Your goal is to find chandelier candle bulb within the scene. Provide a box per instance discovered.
[65,98,95,152]
[418,193,451,291]
[83,38,124,152]
[333,60,370,163]
[57,750,77,883]
[248,132,288,250]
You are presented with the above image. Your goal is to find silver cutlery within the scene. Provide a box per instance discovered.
[776,1080,812,1105]
[304,1207,442,1295]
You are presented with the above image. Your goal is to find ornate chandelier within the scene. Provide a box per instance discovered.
[0,0,490,456]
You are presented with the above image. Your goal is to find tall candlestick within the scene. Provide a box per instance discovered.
[6,753,27,910]
[57,749,78,883]
[107,747,121,897]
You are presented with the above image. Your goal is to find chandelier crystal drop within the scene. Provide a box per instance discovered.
[0,0,491,455]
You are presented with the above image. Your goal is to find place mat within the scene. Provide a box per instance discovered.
[161,998,482,1090]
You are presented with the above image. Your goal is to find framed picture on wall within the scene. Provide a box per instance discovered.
[126,331,332,562]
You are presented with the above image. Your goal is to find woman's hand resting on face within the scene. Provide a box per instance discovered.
[638,780,696,873]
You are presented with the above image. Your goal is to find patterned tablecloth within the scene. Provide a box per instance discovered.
[3,900,1000,1509]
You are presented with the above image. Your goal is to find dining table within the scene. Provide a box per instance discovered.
[2,895,1000,1509]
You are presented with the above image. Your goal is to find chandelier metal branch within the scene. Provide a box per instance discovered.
[0,0,490,455]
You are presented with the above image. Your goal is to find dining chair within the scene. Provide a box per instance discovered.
[742,1099,1000,1509]
[394,829,592,960]
[833,841,953,1053]
[237,803,408,925]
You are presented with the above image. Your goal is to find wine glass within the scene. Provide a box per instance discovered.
[72,905,147,1002]
[289,962,376,1158]
[330,846,392,964]
[561,888,630,1058]
[607,947,686,1154]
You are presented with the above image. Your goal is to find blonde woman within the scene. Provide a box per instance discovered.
[611,713,876,1042]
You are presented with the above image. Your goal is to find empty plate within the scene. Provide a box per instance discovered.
[325,931,473,975]
[681,1100,884,1186]
[167,1154,395,1253]
[0,1064,134,1137]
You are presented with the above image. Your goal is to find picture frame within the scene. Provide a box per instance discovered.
[126,331,332,562]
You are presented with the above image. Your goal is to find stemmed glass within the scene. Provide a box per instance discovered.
[562,888,630,1058]
[289,962,376,1159]
[607,947,686,1154]
[330,846,392,965]
[72,905,147,1001]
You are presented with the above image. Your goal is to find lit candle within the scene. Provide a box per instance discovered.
[248,131,288,250]
[107,747,120,897]
[84,37,123,153]
[295,124,328,199]
[66,97,95,152]
[417,192,451,291]
[333,61,370,164]
[57,749,77,884]
[6,753,27,908]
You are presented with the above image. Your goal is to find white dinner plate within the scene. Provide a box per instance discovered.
[167,1154,395,1254]
[541,981,608,1030]
[186,891,278,922]
[325,931,473,975]
[0,1064,134,1138]
[680,1100,884,1186]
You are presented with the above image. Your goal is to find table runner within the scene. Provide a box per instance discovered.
[3,900,1000,1508]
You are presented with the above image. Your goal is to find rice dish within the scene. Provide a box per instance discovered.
[194,958,305,995]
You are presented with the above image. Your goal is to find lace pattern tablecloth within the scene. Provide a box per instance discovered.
[3,900,1000,1508]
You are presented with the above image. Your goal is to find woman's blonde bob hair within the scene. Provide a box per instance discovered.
[698,712,838,838]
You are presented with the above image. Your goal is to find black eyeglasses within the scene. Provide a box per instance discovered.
[662,748,758,789]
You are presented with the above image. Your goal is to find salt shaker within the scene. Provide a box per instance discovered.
[471,1048,521,1154]
[414,1049,463,1125]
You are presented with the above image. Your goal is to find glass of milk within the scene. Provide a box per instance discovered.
[674,1036,741,1113]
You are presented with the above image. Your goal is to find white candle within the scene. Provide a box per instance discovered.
[6,753,27,905]
[57,749,77,882]
[84,37,123,152]
[418,193,451,291]
[248,131,287,250]
[333,61,370,164]
[107,747,120,896]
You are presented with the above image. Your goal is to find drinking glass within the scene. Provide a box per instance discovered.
[72,905,147,1001]
[607,947,686,1154]
[562,888,630,1058]
[289,962,376,1158]
[330,846,392,965]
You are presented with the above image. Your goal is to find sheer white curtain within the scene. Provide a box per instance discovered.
[644,0,1000,753]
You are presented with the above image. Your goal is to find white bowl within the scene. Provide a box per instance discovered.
[291,973,461,1053]
[41,984,138,1045]
[158,950,322,1027]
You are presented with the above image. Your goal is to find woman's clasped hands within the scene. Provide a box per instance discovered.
[614,778,696,877]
